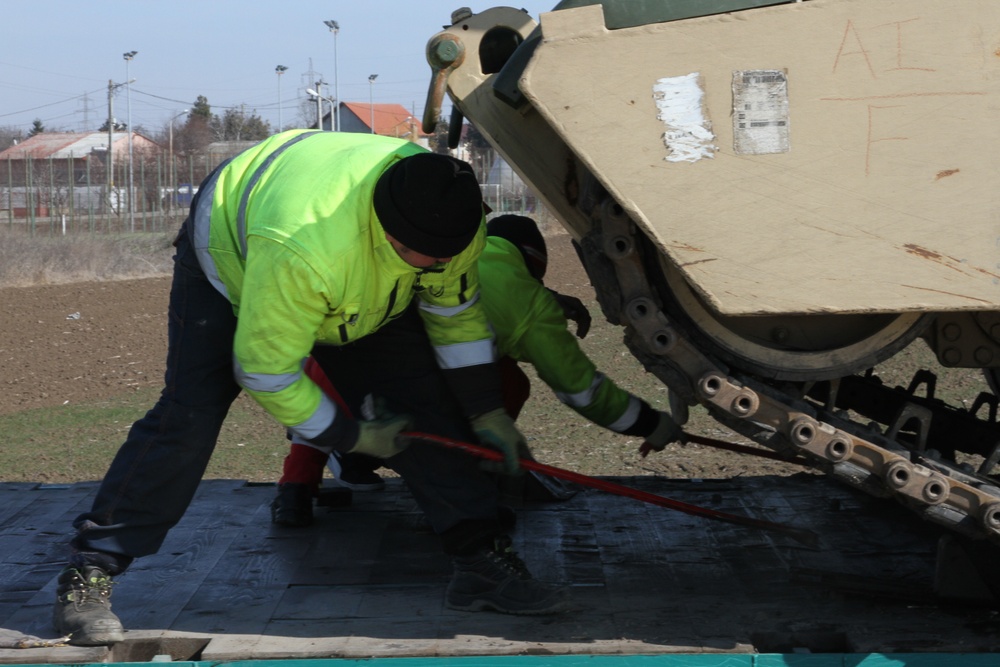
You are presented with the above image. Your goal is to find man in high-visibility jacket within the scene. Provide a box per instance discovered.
[52,131,563,646]
[275,214,684,527]
[479,215,681,444]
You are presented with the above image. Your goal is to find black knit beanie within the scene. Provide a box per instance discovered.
[486,214,548,281]
[373,153,483,258]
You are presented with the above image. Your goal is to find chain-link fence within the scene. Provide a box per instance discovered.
[2,150,547,237]
[1,152,229,236]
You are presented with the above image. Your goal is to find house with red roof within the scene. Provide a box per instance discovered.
[0,131,158,216]
[316,103,428,145]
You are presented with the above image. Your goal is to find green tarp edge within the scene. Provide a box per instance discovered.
[548,0,795,30]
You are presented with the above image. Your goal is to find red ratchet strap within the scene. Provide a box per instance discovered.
[403,431,819,547]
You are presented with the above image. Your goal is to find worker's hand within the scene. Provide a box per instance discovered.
[638,410,685,458]
[348,400,414,459]
[471,408,529,475]
[549,289,592,339]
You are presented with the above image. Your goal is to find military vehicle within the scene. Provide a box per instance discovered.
[422,0,1000,595]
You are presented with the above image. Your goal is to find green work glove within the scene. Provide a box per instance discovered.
[471,408,529,475]
[347,401,414,459]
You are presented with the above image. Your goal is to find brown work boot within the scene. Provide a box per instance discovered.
[446,535,569,615]
[52,565,124,645]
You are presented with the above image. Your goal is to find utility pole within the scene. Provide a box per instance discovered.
[106,80,115,212]
[105,78,132,215]
[168,108,188,209]
[314,80,326,129]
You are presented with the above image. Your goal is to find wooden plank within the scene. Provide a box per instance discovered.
[107,481,270,631]
[0,483,102,628]
[1,480,259,641]
[167,499,311,637]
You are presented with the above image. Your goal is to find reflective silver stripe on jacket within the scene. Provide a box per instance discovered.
[192,167,230,299]
[234,356,338,441]
[418,292,480,318]
[288,393,338,443]
[235,131,322,258]
[607,395,641,432]
[555,371,606,408]
[434,338,495,369]
[554,376,640,431]
[192,131,322,298]
[233,356,300,392]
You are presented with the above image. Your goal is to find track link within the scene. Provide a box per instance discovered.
[576,194,1000,547]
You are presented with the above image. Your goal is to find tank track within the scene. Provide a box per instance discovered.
[574,194,1000,548]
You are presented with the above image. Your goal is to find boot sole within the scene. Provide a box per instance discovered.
[54,618,125,646]
[67,629,125,646]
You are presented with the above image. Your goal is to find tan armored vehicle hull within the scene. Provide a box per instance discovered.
[424,0,1000,595]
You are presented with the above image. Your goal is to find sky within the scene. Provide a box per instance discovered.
[0,1,556,136]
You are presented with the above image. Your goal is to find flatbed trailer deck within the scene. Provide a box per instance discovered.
[1,474,997,664]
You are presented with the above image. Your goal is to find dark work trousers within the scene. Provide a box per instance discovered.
[70,222,241,570]
[72,222,502,571]
[310,308,506,555]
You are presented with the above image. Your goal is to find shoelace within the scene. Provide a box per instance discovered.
[68,570,115,604]
[490,537,531,579]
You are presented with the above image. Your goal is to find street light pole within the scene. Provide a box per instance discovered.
[168,109,188,209]
[123,50,137,232]
[323,20,340,131]
[275,65,288,131]
[368,74,378,134]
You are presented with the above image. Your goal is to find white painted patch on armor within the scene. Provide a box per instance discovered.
[652,73,717,163]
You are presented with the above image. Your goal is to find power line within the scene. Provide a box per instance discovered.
[132,88,263,112]
[0,87,104,119]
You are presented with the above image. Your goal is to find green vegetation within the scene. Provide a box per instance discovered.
[0,390,289,483]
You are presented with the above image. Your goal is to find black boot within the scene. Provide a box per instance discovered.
[52,565,124,645]
[446,535,569,615]
[270,482,314,527]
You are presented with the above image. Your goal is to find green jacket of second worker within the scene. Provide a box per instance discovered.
[190,130,492,443]
[480,236,642,432]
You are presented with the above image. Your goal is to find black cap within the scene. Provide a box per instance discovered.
[486,214,547,281]
[373,153,483,258]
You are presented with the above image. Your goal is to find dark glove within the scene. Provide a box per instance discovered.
[471,408,529,475]
[638,410,685,458]
[347,400,414,459]
[549,289,591,339]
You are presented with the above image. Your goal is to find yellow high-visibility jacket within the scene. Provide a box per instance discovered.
[190,130,494,444]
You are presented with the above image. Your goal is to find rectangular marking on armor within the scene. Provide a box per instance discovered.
[732,69,790,155]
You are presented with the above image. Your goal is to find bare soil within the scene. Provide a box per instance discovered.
[0,229,983,482]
